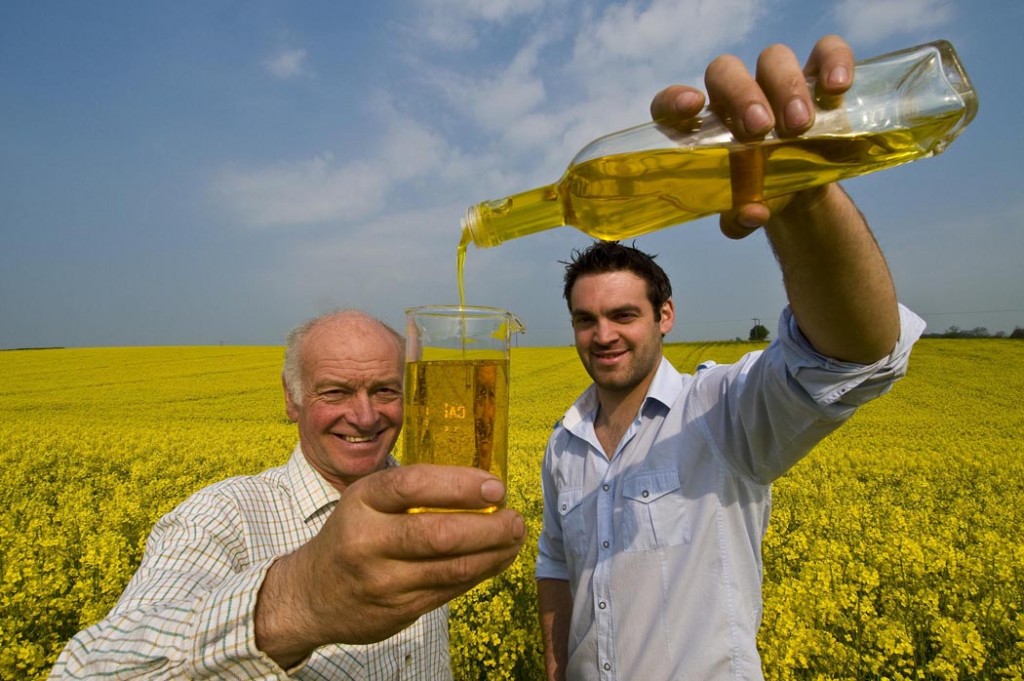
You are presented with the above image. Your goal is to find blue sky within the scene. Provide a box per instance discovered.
[2,0,1021,348]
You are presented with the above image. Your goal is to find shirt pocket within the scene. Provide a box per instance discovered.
[621,467,690,552]
[557,487,586,557]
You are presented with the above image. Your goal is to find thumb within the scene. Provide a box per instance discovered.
[358,465,506,514]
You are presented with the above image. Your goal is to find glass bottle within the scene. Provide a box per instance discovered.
[461,40,978,248]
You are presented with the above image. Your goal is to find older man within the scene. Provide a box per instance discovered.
[52,310,526,679]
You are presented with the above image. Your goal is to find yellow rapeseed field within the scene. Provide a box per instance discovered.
[2,340,1022,679]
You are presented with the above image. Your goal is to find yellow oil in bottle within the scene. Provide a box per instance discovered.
[403,358,508,513]
[462,111,964,248]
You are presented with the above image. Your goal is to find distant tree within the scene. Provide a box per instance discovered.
[923,325,1023,339]
[939,325,989,338]
[749,324,769,342]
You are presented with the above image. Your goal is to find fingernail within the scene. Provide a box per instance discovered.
[674,90,701,114]
[827,65,850,88]
[512,516,526,540]
[785,98,810,129]
[481,478,506,504]
[738,214,764,229]
[743,103,771,134]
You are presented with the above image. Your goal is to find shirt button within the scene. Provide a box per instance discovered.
[602,484,610,491]
[642,490,649,498]
[561,504,567,510]
[598,601,607,609]
[602,540,610,548]
[604,662,612,670]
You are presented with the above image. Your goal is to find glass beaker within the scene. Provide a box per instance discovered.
[402,305,524,511]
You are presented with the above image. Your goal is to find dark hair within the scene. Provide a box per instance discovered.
[562,241,673,319]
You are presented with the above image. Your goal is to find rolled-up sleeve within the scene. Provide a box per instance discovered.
[691,302,926,484]
[779,303,926,410]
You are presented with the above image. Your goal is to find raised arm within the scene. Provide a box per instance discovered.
[764,183,898,363]
[650,35,899,362]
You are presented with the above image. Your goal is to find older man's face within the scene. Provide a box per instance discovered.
[285,317,404,493]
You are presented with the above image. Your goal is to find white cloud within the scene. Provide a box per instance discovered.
[211,103,459,229]
[834,0,954,45]
[466,0,549,22]
[413,0,550,49]
[423,28,575,163]
[576,0,753,62]
[464,40,549,131]
[223,1,770,231]
[571,0,761,99]
[378,114,451,181]
[396,0,778,209]
[213,154,389,227]
[265,48,308,79]
[457,0,764,168]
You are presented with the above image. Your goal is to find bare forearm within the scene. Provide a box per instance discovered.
[538,578,572,681]
[766,184,900,363]
[255,551,322,670]
[253,546,408,668]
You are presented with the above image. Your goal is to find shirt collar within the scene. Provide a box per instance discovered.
[286,445,339,523]
[646,356,684,409]
[285,445,402,523]
[564,356,683,431]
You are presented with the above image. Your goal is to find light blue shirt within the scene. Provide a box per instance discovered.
[536,304,925,681]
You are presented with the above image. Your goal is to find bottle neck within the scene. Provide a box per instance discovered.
[463,183,564,248]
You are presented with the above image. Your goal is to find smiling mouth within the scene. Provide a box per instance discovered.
[593,349,627,363]
[338,434,376,443]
